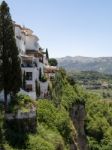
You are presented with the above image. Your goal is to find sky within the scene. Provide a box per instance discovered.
[1,0,112,58]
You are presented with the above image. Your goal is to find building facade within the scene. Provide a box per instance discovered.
[0,22,58,102]
[14,22,57,99]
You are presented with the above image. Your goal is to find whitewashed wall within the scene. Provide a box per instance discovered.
[22,67,39,91]
[15,26,26,54]
[43,55,48,65]
[39,62,44,75]
[25,35,39,51]
[40,81,48,98]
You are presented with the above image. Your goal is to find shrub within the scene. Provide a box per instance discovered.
[37,100,72,144]
[49,58,58,66]
[8,94,36,113]
[28,124,65,150]
[40,75,47,82]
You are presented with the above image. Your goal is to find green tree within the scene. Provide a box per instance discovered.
[0,104,4,149]
[52,72,63,107]
[0,1,22,110]
[49,58,58,66]
[35,80,40,98]
[48,82,52,99]
[39,68,42,81]
[46,48,49,60]
[22,71,26,90]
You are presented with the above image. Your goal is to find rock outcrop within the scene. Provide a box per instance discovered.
[70,104,88,150]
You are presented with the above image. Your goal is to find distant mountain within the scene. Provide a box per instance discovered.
[57,56,112,74]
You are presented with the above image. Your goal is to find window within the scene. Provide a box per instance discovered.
[16,35,21,40]
[26,84,32,92]
[26,72,32,80]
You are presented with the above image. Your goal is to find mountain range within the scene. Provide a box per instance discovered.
[57,56,112,74]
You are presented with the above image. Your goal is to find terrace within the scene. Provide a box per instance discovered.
[21,55,37,67]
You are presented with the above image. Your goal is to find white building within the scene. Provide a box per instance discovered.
[14,23,54,99]
[0,22,57,101]
[14,23,26,54]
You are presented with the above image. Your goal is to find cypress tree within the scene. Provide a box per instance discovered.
[46,48,49,60]
[35,80,40,98]
[0,1,22,110]
[22,71,26,90]
[39,68,42,81]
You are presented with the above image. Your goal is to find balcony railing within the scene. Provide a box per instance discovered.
[21,63,38,68]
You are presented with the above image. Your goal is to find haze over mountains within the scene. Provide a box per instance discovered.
[57,56,112,74]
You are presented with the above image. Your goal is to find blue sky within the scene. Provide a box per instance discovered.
[1,0,112,58]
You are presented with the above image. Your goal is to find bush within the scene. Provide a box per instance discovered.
[8,94,36,113]
[40,75,47,82]
[37,100,72,144]
[49,58,58,66]
[85,93,112,149]
[28,124,65,150]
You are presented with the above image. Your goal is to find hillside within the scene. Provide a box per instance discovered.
[57,56,112,74]
[1,69,112,150]
[0,69,88,150]
[67,71,112,100]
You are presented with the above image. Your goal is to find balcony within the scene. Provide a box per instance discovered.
[21,55,38,68]
[21,63,33,67]
[21,61,38,68]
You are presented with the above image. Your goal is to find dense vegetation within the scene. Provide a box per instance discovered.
[0,70,112,150]
[85,93,112,150]
[68,71,112,149]
[0,69,85,150]
[67,71,112,86]
[68,71,112,100]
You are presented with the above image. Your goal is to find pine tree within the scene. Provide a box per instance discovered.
[22,71,26,90]
[46,48,49,60]
[35,80,40,98]
[39,68,42,81]
[0,1,22,110]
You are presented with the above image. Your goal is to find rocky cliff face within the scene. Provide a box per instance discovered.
[70,104,88,150]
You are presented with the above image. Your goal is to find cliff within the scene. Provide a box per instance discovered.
[0,70,89,150]
[70,104,88,150]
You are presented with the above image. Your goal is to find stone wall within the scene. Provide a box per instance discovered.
[5,110,36,120]
[5,110,37,134]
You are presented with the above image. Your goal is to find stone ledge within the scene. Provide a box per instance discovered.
[5,110,36,120]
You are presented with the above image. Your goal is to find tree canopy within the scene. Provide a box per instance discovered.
[49,58,58,66]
